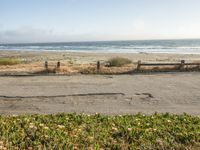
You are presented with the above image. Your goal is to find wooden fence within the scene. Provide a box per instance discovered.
[43,60,200,73]
[137,60,200,71]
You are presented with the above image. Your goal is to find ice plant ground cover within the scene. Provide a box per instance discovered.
[0,113,199,149]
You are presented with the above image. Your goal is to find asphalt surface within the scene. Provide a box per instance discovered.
[0,73,200,115]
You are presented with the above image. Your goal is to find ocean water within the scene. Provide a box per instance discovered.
[1,39,200,54]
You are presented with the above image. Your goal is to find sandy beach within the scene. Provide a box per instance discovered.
[0,51,200,115]
[1,51,200,75]
[1,50,200,64]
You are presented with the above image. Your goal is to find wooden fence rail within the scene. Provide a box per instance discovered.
[137,60,200,71]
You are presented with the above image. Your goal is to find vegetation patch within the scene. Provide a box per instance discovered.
[0,58,21,66]
[0,113,199,149]
[108,57,132,67]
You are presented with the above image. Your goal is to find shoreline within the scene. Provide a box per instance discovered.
[2,49,200,54]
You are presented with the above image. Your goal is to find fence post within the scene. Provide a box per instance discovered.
[199,63,200,71]
[180,60,185,71]
[97,61,100,73]
[57,61,60,68]
[137,60,141,71]
[45,61,48,70]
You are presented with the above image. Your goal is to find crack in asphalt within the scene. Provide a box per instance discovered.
[0,93,125,99]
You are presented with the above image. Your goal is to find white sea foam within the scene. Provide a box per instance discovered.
[1,39,200,54]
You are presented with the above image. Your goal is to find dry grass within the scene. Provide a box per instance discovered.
[0,58,21,66]
[0,60,199,75]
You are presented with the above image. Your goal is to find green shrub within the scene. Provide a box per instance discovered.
[0,58,21,65]
[0,113,199,149]
[108,57,132,67]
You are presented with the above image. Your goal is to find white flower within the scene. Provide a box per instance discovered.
[146,128,150,132]
[29,123,37,129]
[127,128,132,131]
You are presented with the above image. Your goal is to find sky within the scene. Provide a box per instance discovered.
[1,0,200,43]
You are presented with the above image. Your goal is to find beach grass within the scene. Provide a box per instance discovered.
[0,113,199,149]
[0,58,21,65]
[108,57,132,67]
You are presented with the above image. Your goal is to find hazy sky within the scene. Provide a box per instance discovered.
[1,0,200,43]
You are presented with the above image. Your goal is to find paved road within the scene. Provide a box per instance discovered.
[0,73,200,115]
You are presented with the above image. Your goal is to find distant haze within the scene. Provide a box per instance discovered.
[1,0,200,43]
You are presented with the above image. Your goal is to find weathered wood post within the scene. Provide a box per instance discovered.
[45,61,48,69]
[97,61,100,73]
[199,63,200,71]
[137,60,141,71]
[57,61,60,68]
[180,60,185,71]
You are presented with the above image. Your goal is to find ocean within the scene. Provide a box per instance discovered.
[1,39,200,54]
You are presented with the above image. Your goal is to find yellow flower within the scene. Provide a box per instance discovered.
[78,128,82,132]
[167,120,171,123]
[58,125,65,129]
[88,136,94,141]
[44,126,49,130]
[39,123,44,127]
[112,127,118,131]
